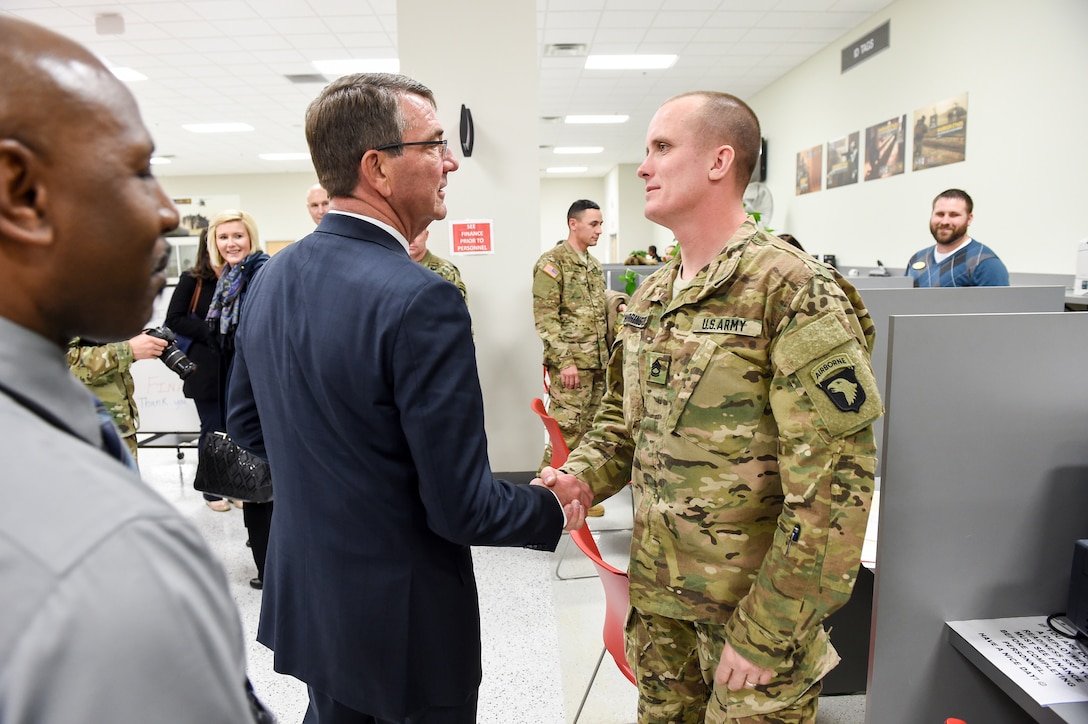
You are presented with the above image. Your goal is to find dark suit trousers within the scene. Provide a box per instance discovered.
[302,686,477,724]
[243,500,272,580]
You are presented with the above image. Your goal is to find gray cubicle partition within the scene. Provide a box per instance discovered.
[867,312,1088,723]
[602,262,662,293]
[858,286,1066,478]
[846,276,913,289]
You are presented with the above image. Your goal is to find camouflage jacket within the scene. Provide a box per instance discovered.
[66,339,138,439]
[532,241,609,370]
[419,249,468,304]
[562,219,882,707]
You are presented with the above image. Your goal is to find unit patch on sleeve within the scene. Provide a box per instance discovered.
[811,354,866,412]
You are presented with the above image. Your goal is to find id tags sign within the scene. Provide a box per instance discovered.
[841,20,889,73]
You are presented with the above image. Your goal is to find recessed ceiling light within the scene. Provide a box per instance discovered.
[183,123,254,133]
[585,54,677,70]
[546,166,588,174]
[312,59,399,75]
[109,66,147,82]
[564,115,629,124]
[554,147,603,154]
[259,152,312,161]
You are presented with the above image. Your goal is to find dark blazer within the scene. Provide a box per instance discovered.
[226,213,563,721]
[164,270,219,400]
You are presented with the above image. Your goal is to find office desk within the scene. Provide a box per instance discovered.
[947,617,1088,724]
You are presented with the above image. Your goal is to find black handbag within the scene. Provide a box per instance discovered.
[194,431,273,503]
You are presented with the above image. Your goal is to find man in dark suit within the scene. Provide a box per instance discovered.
[226,73,592,724]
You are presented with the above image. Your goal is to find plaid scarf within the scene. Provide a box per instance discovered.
[206,251,263,337]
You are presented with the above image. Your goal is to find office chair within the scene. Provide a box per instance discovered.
[530,397,588,579]
[569,522,637,723]
[531,397,635,580]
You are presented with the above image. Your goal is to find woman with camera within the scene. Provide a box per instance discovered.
[205,209,272,590]
[165,228,230,511]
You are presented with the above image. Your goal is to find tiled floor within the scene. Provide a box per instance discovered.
[139,447,865,723]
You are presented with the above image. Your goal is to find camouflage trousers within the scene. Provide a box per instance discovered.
[626,608,822,724]
[121,433,139,464]
[539,366,605,470]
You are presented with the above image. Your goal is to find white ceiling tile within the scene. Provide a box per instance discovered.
[187,1,260,20]
[0,0,896,177]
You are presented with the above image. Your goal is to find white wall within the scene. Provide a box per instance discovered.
[539,177,608,255]
[540,170,665,262]
[159,172,320,245]
[749,0,1088,274]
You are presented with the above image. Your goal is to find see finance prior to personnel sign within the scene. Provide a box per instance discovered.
[450,220,494,256]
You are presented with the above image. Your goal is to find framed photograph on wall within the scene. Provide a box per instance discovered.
[796,145,823,195]
[912,93,968,171]
[864,114,906,181]
[826,132,860,189]
[171,195,241,237]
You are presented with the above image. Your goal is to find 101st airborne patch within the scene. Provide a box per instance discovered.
[811,353,866,412]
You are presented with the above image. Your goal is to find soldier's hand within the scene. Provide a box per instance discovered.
[129,332,168,360]
[715,640,774,691]
[533,466,594,522]
[561,499,587,531]
[560,364,580,389]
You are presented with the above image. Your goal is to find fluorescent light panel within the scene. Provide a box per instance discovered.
[183,123,254,133]
[110,67,147,82]
[585,54,677,70]
[554,147,603,154]
[150,157,171,165]
[546,166,588,174]
[564,115,628,124]
[312,59,399,75]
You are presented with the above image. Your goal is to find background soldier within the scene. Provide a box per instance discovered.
[544,92,882,722]
[409,227,468,303]
[67,332,166,463]
[532,199,609,515]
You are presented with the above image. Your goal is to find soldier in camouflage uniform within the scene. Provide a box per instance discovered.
[409,228,468,304]
[532,200,610,477]
[67,332,167,463]
[545,92,882,722]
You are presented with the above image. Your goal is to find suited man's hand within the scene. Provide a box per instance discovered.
[533,466,594,529]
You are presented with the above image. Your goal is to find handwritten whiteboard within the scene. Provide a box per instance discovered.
[131,285,201,433]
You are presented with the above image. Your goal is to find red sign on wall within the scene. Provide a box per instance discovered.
[450,220,493,255]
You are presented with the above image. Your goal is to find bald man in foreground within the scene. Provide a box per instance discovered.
[0,16,268,723]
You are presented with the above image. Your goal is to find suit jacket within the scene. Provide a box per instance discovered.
[226,212,563,720]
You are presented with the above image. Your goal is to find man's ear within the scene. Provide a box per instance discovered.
[708,144,736,182]
[359,149,394,199]
[0,139,51,246]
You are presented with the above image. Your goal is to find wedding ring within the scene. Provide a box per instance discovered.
[744,680,756,688]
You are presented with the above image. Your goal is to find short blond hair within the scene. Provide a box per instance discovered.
[206,209,262,268]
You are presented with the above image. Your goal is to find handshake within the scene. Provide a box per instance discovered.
[531,466,595,531]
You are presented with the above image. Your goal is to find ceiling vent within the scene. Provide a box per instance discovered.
[543,43,587,58]
[285,73,329,84]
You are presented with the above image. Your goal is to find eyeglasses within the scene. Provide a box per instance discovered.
[373,139,449,156]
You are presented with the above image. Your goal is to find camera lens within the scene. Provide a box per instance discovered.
[160,343,197,379]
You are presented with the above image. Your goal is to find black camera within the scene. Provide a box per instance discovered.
[145,326,197,380]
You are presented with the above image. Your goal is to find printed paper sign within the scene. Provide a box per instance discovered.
[947,617,1088,706]
[450,220,494,255]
